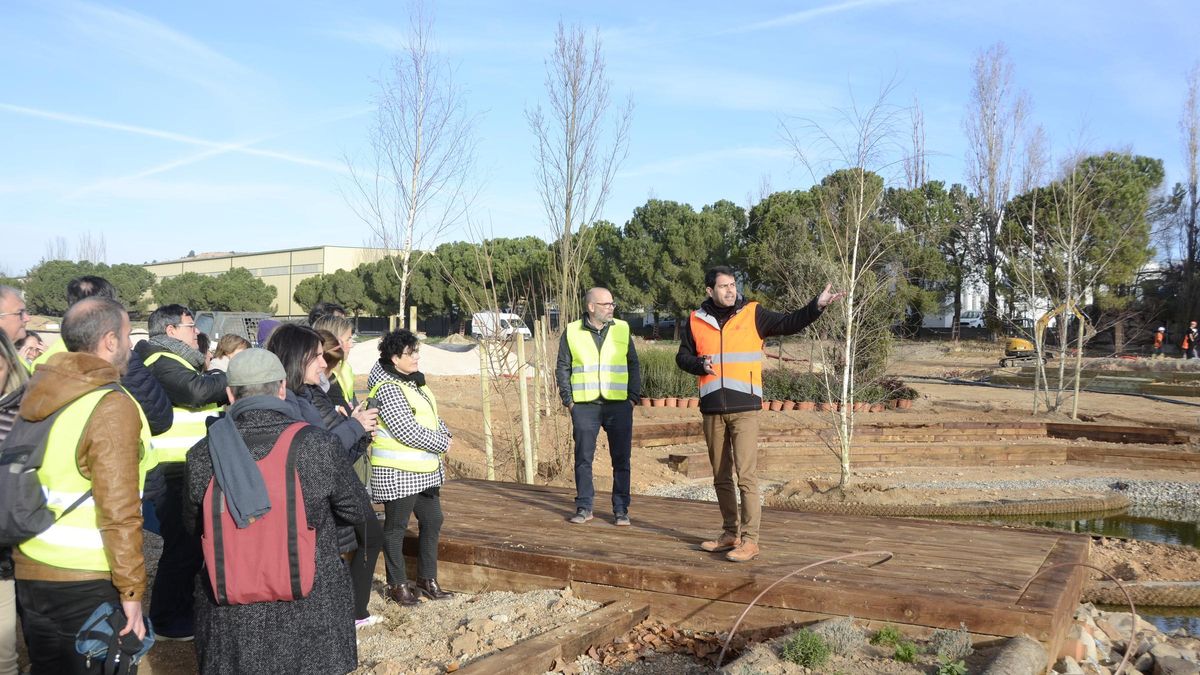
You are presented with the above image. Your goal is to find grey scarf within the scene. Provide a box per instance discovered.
[148,334,205,370]
[207,395,307,528]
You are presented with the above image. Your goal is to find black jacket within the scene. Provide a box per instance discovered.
[296,385,369,463]
[676,294,825,415]
[122,348,174,436]
[134,340,229,410]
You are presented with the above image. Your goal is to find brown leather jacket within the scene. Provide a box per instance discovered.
[13,352,146,601]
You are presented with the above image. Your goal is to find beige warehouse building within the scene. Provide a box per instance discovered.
[142,245,388,317]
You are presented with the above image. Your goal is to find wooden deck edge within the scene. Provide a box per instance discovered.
[1015,533,1090,658]
[456,600,649,675]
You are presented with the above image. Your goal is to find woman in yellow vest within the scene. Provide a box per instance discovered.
[368,329,453,606]
[312,315,357,407]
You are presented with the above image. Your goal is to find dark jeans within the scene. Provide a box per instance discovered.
[571,401,633,514]
[18,578,117,675]
[350,506,384,619]
[381,487,443,585]
[149,471,202,637]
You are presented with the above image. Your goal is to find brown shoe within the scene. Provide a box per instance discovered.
[699,532,741,552]
[385,583,420,606]
[414,578,453,600]
[726,539,760,562]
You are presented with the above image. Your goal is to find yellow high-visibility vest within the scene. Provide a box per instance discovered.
[334,360,355,402]
[19,387,152,571]
[368,380,441,473]
[566,319,630,403]
[143,351,219,463]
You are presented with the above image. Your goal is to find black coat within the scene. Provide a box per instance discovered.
[134,340,229,410]
[122,347,174,436]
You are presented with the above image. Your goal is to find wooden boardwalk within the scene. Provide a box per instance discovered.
[408,479,1088,652]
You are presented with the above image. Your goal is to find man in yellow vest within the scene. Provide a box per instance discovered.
[676,267,842,562]
[15,297,149,673]
[555,288,641,526]
[134,303,229,641]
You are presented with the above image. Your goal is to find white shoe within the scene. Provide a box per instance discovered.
[355,615,383,629]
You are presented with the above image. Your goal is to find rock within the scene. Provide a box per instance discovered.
[1153,644,1185,661]
[982,635,1048,675]
[450,632,480,656]
[491,614,509,623]
[492,636,515,650]
[1134,653,1155,672]
[1057,655,1086,674]
[369,661,406,675]
[1080,663,1112,675]
[1155,656,1200,675]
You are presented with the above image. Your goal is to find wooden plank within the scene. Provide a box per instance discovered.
[456,601,650,675]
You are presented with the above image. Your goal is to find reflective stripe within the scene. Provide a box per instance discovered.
[372,447,441,464]
[33,522,105,550]
[701,379,762,398]
[572,365,600,374]
[43,491,95,511]
[710,352,761,364]
[571,381,627,393]
[174,409,216,423]
[600,365,628,373]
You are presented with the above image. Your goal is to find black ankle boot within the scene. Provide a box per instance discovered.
[414,578,452,600]
[385,583,419,606]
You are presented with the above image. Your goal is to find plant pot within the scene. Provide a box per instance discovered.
[761,401,770,410]
[686,397,700,408]
[853,402,869,412]
[780,400,796,411]
[768,400,784,411]
[663,397,678,408]
[639,398,651,407]
[796,401,815,411]
[896,399,913,409]
[818,402,836,412]
[869,403,885,413]
[650,398,664,407]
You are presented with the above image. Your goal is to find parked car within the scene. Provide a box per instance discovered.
[958,310,985,328]
[471,311,532,340]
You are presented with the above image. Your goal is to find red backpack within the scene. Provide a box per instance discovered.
[201,422,316,605]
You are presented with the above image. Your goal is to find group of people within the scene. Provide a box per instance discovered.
[0,280,454,674]
[555,266,842,563]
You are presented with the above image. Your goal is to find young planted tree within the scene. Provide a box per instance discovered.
[963,42,1029,335]
[343,1,477,328]
[527,22,632,329]
[1179,62,1200,320]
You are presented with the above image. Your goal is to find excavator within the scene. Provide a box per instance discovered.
[999,302,1090,367]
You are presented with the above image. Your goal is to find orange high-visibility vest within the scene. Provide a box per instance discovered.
[690,302,763,407]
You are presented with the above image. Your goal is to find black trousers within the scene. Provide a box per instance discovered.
[571,401,633,513]
[18,578,117,675]
[350,506,384,619]
[149,472,202,637]
[381,487,443,585]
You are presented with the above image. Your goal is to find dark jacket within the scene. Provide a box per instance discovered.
[295,385,368,463]
[122,347,174,435]
[134,340,229,410]
[0,384,21,448]
[676,294,825,415]
[555,319,642,407]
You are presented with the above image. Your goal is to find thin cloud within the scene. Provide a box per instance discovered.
[51,0,253,98]
[0,103,347,173]
[728,0,911,34]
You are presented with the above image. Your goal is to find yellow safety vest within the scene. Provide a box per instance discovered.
[566,319,630,403]
[143,351,219,463]
[334,360,355,403]
[368,380,441,473]
[19,386,153,572]
[30,338,66,371]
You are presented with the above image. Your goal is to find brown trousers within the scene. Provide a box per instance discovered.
[703,410,761,543]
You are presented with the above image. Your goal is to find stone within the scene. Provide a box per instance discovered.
[450,632,481,656]
[490,614,509,623]
[1155,656,1200,675]
[1057,655,1086,674]
[492,636,515,650]
[1153,644,1185,661]
[1134,653,1155,673]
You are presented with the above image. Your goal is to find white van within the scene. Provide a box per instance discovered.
[471,311,533,340]
[959,310,985,328]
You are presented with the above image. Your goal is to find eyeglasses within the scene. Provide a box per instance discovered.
[174,322,198,331]
[594,302,616,308]
[0,309,29,319]
[403,349,420,357]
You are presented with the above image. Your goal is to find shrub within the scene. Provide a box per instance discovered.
[780,630,830,669]
[894,640,917,663]
[869,624,903,647]
[811,617,865,656]
[936,656,969,675]
[639,348,694,398]
[929,623,973,661]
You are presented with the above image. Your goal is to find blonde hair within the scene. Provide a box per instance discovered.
[213,333,251,360]
[315,329,344,371]
[312,315,354,340]
[0,332,29,397]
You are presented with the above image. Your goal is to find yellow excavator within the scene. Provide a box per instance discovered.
[999,302,1090,367]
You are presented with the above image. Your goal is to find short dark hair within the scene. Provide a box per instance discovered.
[196,332,211,355]
[14,330,39,349]
[67,275,117,306]
[148,304,193,336]
[307,302,347,326]
[62,297,126,353]
[231,381,282,400]
[705,266,737,289]
[265,323,321,393]
[378,329,419,363]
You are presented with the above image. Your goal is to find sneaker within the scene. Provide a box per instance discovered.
[726,539,760,563]
[568,508,593,524]
[699,532,741,552]
[156,632,195,642]
[355,615,383,629]
[614,512,631,527]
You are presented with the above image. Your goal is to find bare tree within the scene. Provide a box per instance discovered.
[1180,62,1200,315]
[527,22,632,328]
[76,231,107,264]
[964,42,1029,335]
[43,236,70,262]
[344,1,477,327]
[903,97,927,190]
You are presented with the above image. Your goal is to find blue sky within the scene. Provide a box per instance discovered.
[2,0,1196,275]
